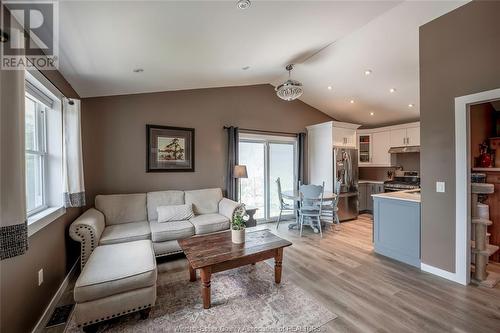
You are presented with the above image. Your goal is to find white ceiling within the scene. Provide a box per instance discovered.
[58,0,467,126]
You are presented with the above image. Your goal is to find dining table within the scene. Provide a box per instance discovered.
[281,190,337,233]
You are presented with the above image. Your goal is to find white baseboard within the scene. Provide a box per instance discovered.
[32,259,79,333]
[421,262,466,285]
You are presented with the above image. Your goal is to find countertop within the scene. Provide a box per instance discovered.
[359,179,386,184]
[372,189,421,203]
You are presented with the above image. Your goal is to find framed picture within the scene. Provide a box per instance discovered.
[146,125,195,172]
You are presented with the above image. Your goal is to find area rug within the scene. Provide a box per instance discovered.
[65,263,337,332]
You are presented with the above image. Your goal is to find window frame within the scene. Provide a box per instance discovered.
[238,133,298,222]
[25,94,49,216]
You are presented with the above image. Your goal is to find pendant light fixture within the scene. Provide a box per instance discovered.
[275,64,303,101]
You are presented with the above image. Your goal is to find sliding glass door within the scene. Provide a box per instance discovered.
[239,134,297,222]
[239,141,265,219]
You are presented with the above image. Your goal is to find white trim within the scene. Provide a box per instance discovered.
[31,259,79,333]
[25,70,64,102]
[28,206,66,237]
[452,88,500,286]
[331,121,361,130]
[239,132,297,143]
[421,263,464,284]
[357,121,420,134]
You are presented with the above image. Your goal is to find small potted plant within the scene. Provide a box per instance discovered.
[231,213,246,244]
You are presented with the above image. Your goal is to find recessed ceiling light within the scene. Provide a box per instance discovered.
[236,0,251,10]
[364,69,372,76]
[389,88,396,93]
[408,103,414,108]
[370,112,375,116]
[242,66,250,70]
[350,100,355,104]
[327,86,333,90]
[133,68,144,73]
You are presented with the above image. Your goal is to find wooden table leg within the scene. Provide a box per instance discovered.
[189,264,196,282]
[275,248,283,284]
[200,267,212,309]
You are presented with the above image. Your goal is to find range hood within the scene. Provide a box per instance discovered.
[388,146,420,154]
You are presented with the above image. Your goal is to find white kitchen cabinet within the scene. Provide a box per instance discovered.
[358,130,392,167]
[333,125,357,148]
[390,124,420,147]
[358,134,372,165]
[358,122,419,166]
[390,128,407,147]
[372,131,391,166]
[406,126,420,146]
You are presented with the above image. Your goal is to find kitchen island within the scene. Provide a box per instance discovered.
[372,190,421,267]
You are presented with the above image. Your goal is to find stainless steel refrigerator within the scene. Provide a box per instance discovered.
[333,147,359,221]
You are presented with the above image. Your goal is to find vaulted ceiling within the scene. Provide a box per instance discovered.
[58,0,468,126]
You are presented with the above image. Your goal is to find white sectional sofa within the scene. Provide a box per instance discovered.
[70,188,245,268]
[69,188,244,330]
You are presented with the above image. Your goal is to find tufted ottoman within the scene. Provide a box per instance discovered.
[73,240,157,332]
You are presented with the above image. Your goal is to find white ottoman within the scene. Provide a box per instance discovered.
[73,240,157,331]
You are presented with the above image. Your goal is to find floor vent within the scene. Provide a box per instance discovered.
[46,304,74,328]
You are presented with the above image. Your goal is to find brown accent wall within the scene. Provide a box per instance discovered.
[81,84,332,204]
[419,1,500,272]
[0,70,81,333]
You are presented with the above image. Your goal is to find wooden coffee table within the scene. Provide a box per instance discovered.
[178,229,292,309]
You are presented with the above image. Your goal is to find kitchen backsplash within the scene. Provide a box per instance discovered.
[359,152,420,181]
[359,167,395,181]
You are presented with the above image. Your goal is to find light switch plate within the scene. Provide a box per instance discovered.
[38,269,43,286]
[436,181,445,193]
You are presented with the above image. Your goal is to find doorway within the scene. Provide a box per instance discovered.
[238,133,297,222]
[453,88,500,285]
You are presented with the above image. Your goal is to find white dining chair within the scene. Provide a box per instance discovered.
[276,177,295,230]
[298,182,324,237]
[321,179,342,230]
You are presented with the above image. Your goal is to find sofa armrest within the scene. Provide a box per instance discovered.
[218,198,246,222]
[69,208,105,268]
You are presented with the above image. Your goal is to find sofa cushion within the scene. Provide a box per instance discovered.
[149,220,194,242]
[185,188,223,215]
[74,240,157,303]
[189,213,229,235]
[95,193,147,225]
[157,204,193,223]
[146,190,185,221]
[99,221,151,245]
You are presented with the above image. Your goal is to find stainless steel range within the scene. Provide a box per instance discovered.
[384,171,420,192]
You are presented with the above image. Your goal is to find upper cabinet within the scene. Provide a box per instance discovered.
[358,122,420,166]
[358,130,392,166]
[372,131,392,165]
[389,128,407,147]
[390,123,420,147]
[333,125,358,148]
[406,126,420,146]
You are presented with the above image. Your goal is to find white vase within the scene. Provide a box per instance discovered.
[231,229,245,244]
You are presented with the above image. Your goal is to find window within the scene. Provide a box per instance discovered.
[24,71,65,231]
[239,134,297,221]
[25,94,48,215]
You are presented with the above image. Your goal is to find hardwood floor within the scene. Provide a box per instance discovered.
[47,214,500,332]
[264,215,500,333]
